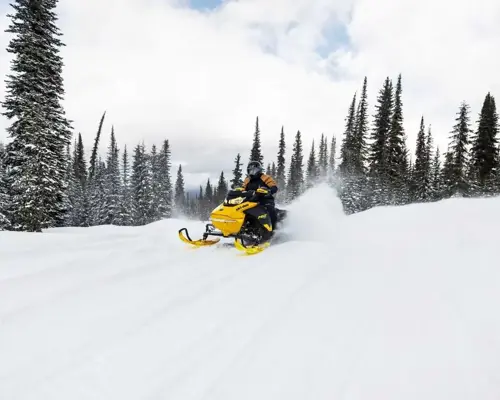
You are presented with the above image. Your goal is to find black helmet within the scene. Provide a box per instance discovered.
[247,161,263,177]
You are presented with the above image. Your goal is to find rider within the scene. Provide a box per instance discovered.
[241,161,278,229]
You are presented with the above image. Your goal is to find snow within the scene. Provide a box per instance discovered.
[1,184,500,399]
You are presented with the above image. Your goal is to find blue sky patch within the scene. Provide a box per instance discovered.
[316,23,350,58]
[189,0,224,12]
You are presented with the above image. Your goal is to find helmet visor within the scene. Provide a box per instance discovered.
[248,166,260,176]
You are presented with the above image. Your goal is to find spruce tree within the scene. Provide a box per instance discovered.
[131,143,152,225]
[271,161,276,177]
[276,126,286,198]
[412,117,430,201]
[73,134,87,187]
[116,145,133,226]
[174,165,185,214]
[424,127,435,199]
[149,144,161,222]
[469,93,498,194]
[431,147,442,200]
[441,148,455,198]
[448,101,471,196]
[105,126,121,224]
[216,171,228,203]
[66,136,88,227]
[88,159,108,225]
[287,130,304,200]
[2,0,72,231]
[318,134,329,178]
[201,178,214,219]
[0,143,10,230]
[329,135,336,174]
[352,76,368,174]
[86,112,107,225]
[89,111,106,181]
[386,74,407,204]
[230,153,243,189]
[249,116,263,164]
[368,77,393,178]
[157,140,173,219]
[306,140,318,188]
[339,93,357,174]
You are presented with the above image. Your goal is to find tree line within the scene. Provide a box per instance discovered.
[0,0,498,232]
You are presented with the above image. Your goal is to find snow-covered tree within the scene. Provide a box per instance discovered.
[230,153,243,189]
[105,127,121,224]
[249,116,263,164]
[174,164,185,214]
[131,143,152,225]
[2,0,72,231]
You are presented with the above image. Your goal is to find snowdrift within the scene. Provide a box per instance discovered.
[1,185,500,400]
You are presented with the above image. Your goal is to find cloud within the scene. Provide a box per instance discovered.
[0,0,498,188]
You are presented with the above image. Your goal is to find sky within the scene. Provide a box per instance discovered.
[0,0,499,189]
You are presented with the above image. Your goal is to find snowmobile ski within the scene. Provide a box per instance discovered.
[234,238,270,255]
[178,228,220,247]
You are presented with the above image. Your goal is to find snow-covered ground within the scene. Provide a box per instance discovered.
[1,185,500,400]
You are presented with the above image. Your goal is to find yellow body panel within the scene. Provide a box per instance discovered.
[210,200,258,236]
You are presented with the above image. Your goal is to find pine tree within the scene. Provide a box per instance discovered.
[86,112,106,225]
[149,144,161,222]
[230,153,243,189]
[276,126,286,199]
[448,101,471,196]
[306,140,318,188]
[131,143,152,225]
[441,148,455,198]
[157,140,173,219]
[249,116,263,164]
[2,0,72,231]
[352,76,368,174]
[116,145,133,226]
[88,159,108,225]
[386,74,407,204]
[287,130,304,200]
[424,126,435,199]
[105,126,121,224]
[67,135,88,227]
[271,161,276,177]
[89,112,106,181]
[469,93,498,195]
[339,93,357,174]
[73,134,87,187]
[201,178,214,219]
[329,135,337,174]
[412,117,429,201]
[174,164,185,214]
[368,77,393,178]
[0,142,11,230]
[431,147,442,200]
[317,134,329,178]
[216,171,228,203]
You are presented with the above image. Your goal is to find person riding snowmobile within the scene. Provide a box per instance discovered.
[241,161,279,230]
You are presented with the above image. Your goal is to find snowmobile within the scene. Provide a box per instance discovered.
[178,187,287,255]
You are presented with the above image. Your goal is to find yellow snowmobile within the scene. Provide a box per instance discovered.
[178,187,287,255]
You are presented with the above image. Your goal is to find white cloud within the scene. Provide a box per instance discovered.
[0,0,498,187]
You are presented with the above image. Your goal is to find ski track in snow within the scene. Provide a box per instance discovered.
[1,184,500,400]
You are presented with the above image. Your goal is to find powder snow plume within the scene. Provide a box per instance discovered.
[279,182,345,242]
